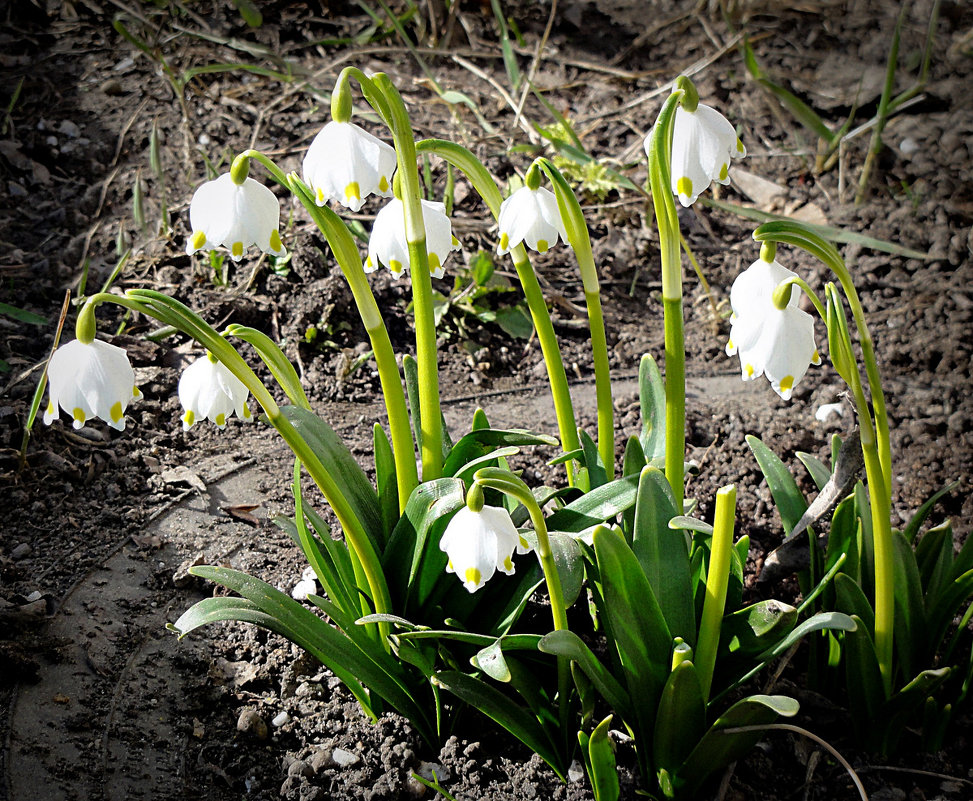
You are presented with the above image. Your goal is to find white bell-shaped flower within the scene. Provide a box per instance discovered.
[496,186,569,256]
[43,339,141,431]
[178,352,253,430]
[725,256,821,400]
[186,173,285,262]
[302,121,396,213]
[440,505,531,593]
[365,198,460,279]
[647,102,745,208]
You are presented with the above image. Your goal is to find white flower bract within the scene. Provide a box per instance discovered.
[178,353,253,430]
[496,186,569,255]
[186,173,285,262]
[43,339,141,431]
[365,198,460,279]
[302,121,396,213]
[647,102,746,207]
[725,256,821,400]
[439,505,531,593]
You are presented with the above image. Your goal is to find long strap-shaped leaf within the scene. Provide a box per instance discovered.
[171,566,435,743]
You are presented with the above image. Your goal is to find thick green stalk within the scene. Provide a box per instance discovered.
[290,176,419,509]
[86,290,393,641]
[536,158,614,476]
[372,73,443,480]
[695,484,736,702]
[647,92,686,511]
[414,139,581,483]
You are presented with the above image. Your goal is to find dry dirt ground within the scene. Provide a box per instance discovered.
[2,1,973,799]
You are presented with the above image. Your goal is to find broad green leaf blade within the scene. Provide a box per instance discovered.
[382,478,465,609]
[904,482,958,545]
[593,526,671,745]
[433,670,564,776]
[587,715,620,801]
[538,629,632,718]
[843,614,885,748]
[721,600,797,657]
[373,423,398,540]
[891,529,926,679]
[653,660,705,778]
[746,435,808,534]
[472,638,512,682]
[546,473,641,533]
[549,532,585,608]
[579,428,608,490]
[795,450,832,491]
[442,428,557,477]
[679,694,799,795]
[632,466,695,645]
[282,405,384,550]
[638,353,667,464]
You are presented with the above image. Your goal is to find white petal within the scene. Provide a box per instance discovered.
[45,339,138,430]
[187,174,283,261]
[303,122,396,211]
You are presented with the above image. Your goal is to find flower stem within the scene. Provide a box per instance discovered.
[413,139,581,484]
[647,91,686,511]
[289,175,419,510]
[536,158,614,477]
[372,72,444,480]
[695,484,736,702]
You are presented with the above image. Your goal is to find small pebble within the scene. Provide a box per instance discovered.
[236,708,268,740]
[567,759,584,783]
[286,759,313,778]
[271,710,291,728]
[309,748,334,773]
[332,748,359,767]
[11,543,31,560]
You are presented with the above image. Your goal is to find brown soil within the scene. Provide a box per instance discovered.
[2,1,972,799]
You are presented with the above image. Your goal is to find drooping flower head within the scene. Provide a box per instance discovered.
[496,185,569,256]
[43,338,141,431]
[186,172,285,262]
[178,352,252,430]
[302,121,397,213]
[645,83,746,207]
[365,197,460,279]
[725,252,821,400]
[440,505,531,593]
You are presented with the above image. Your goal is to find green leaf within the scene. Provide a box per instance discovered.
[593,526,671,746]
[442,428,558,478]
[904,482,958,545]
[795,450,833,491]
[891,529,926,679]
[638,353,666,464]
[374,424,398,541]
[622,435,646,478]
[472,638,512,682]
[586,715,619,801]
[171,567,434,741]
[746,435,808,534]
[632,466,695,645]
[0,302,46,325]
[580,428,608,489]
[827,496,861,584]
[538,629,632,718]
[721,600,797,657]
[653,660,705,778]
[433,671,564,776]
[282,406,384,550]
[492,305,534,339]
[382,478,465,609]
[549,532,585,608]
[843,614,885,747]
[546,473,641,533]
[678,695,799,795]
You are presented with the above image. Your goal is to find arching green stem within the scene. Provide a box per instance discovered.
[535,157,614,477]
[289,174,419,509]
[647,90,686,511]
[78,290,393,643]
[472,467,571,734]
[415,139,580,484]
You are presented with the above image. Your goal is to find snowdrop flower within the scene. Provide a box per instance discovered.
[302,121,396,212]
[440,505,531,593]
[496,186,569,256]
[178,352,252,430]
[43,339,141,431]
[725,255,821,400]
[365,198,460,279]
[186,173,285,262]
[648,102,745,208]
